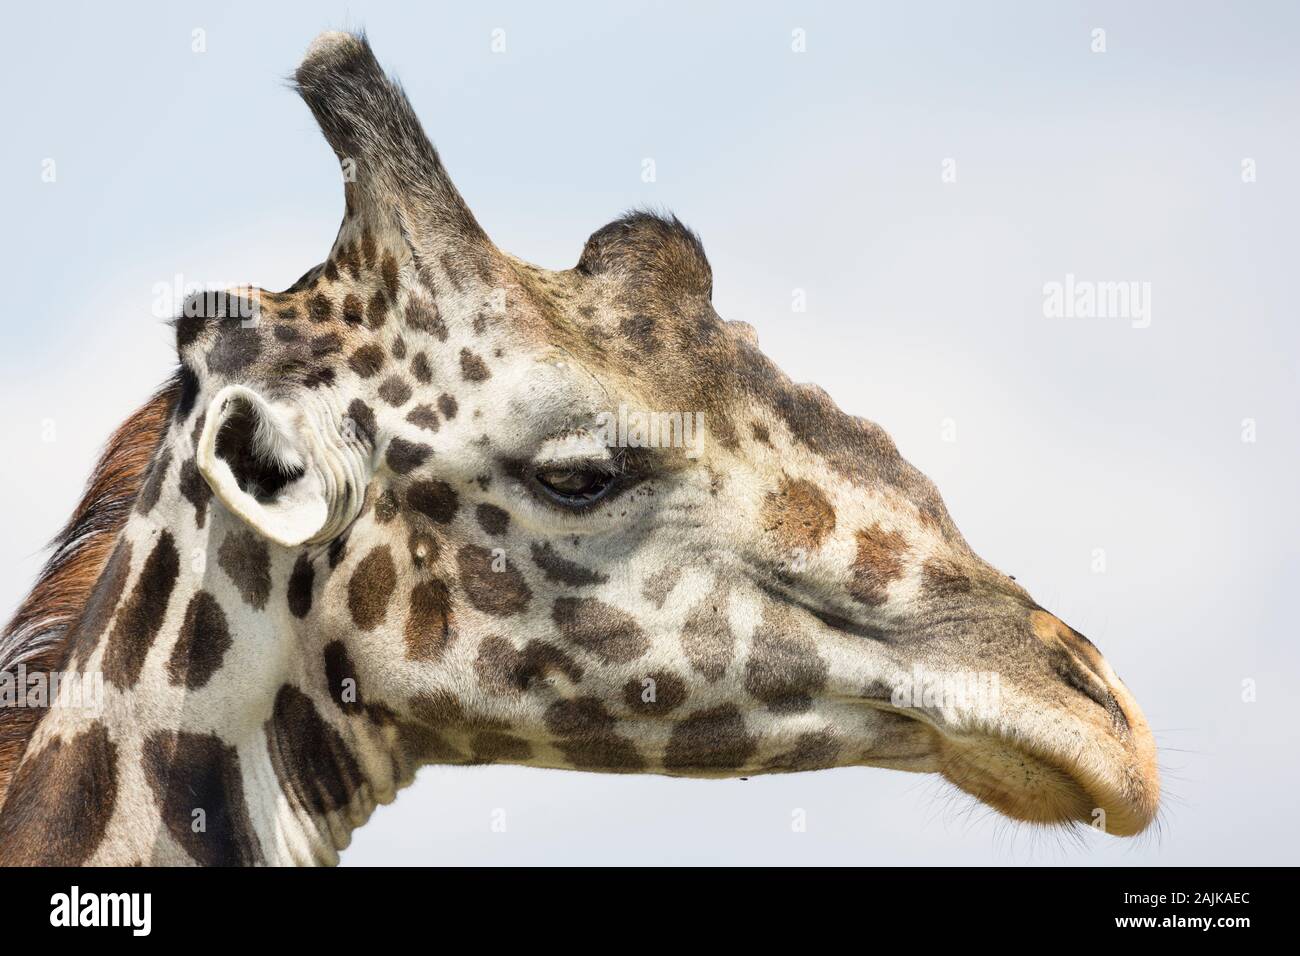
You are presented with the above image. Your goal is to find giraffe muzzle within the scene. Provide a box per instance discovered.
[926,609,1160,836]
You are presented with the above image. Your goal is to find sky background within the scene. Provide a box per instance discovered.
[2,1,1297,864]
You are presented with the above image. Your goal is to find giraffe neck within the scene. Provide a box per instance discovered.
[0,429,408,866]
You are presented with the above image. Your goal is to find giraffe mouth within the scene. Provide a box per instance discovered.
[933,732,1156,836]
[860,680,1160,836]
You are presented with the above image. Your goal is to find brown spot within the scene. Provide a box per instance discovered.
[619,314,657,352]
[544,696,616,736]
[396,720,464,766]
[218,529,272,611]
[348,343,386,378]
[551,597,649,665]
[288,553,315,618]
[391,336,408,360]
[530,542,608,586]
[135,448,172,514]
[265,685,362,817]
[367,291,389,329]
[373,488,400,524]
[103,531,180,689]
[405,579,456,661]
[470,731,531,763]
[456,545,532,616]
[406,405,440,431]
[381,253,400,298]
[309,292,333,322]
[386,438,432,475]
[679,593,734,682]
[310,332,343,358]
[664,705,757,773]
[438,252,466,290]
[751,422,772,446]
[764,730,842,772]
[544,698,645,771]
[763,476,836,553]
[474,636,583,695]
[459,348,490,382]
[323,641,361,713]
[341,294,364,325]
[338,241,360,280]
[346,399,377,446]
[378,375,412,407]
[475,503,509,535]
[348,545,397,630]
[921,558,972,596]
[622,671,687,715]
[411,353,432,384]
[744,605,828,714]
[178,457,212,528]
[407,479,459,524]
[437,394,458,419]
[0,723,118,865]
[405,299,447,341]
[408,690,466,727]
[848,524,909,607]
[166,590,232,690]
[642,564,682,609]
[143,730,263,866]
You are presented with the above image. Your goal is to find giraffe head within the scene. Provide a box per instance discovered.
[0,31,1158,863]
[176,32,1157,838]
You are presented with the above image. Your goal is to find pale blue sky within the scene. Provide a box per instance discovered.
[2,1,1297,864]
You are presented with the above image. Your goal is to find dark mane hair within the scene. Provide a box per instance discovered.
[0,376,178,804]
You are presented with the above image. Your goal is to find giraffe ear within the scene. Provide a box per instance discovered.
[196,385,336,547]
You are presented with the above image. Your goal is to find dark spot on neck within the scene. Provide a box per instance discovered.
[166,590,232,689]
[143,730,264,866]
[288,553,315,618]
[0,723,118,865]
[103,531,181,689]
[265,685,363,817]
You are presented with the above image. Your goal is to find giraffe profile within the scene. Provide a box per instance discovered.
[0,32,1158,866]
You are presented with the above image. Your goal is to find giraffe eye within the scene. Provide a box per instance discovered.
[534,466,617,507]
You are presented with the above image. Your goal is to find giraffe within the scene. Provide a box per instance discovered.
[0,32,1159,866]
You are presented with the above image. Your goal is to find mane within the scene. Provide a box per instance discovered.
[0,375,178,804]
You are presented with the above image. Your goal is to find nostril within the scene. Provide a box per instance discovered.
[1048,646,1130,732]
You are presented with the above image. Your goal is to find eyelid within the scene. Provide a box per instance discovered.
[530,431,615,470]
[534,457,623,477]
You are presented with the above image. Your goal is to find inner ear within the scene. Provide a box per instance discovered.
[197,385,330,547]
[213,396,306,501]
